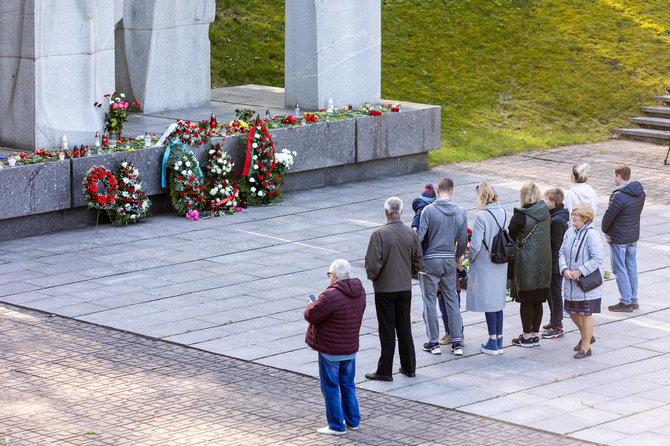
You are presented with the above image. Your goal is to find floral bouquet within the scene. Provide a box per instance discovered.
[94,92,140,139]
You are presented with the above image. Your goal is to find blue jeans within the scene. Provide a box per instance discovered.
[318,353,360,432]
[610,242,638,305]
[485,310,503,336]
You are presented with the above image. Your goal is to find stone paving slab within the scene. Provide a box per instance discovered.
[1,139,669,444]
[0,305,586,446]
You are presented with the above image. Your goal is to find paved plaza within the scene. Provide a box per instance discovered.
[1,139,669,444]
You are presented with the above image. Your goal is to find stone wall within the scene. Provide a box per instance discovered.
[0,104,439,239]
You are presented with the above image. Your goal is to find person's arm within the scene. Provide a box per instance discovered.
[455,209,468,258]
[417,207,429,242]
[601,192,623,235]
[304,292,332,324]
[467,213,485,262]
[411,231,423,275]
[549,219,564,252]
[507,211,525,240]
[365,231,383,281]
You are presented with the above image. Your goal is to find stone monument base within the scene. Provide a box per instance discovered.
[0,85,440,240]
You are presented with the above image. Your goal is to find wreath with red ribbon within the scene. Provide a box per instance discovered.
[83,166,118,210]
[238,121,283,205]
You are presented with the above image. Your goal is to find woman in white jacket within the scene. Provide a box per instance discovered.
[466,182,508,355]
[559,202,604,359]
[564,164,598,224]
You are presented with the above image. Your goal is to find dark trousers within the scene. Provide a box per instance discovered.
[520,301,543,333]
[374,290,416,377]
[547,273,564,327]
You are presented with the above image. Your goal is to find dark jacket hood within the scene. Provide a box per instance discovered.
[618,181,644,198]
[333,278,364,299]
[412,197,430,213]
[550,203,569,221]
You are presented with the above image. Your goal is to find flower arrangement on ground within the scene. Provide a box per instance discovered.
[94,92,141,139]
[203,143,239,214]
[83,166,118,210]
[238,120,283,206]
[169,152,205,215]
[109,161,151,225]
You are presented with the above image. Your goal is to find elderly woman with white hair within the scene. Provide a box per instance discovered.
[304,259,367,435]
[559,202,604,359]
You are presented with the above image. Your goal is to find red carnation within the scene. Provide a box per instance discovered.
[97,197,105,204]
[177,176,183,181]
[180,192,185,197]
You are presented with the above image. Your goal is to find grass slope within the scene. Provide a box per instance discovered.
[211,0,670,165]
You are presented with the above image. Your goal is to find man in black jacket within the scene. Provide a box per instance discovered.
[601,164,645,312]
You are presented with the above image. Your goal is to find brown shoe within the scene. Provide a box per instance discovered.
[439,333,452,345]
[573,335,596,351]
[574,348,592,359]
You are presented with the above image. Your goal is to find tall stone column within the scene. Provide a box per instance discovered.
[0,0,114,149]
[116,0,215,113]
[285,0,381,110]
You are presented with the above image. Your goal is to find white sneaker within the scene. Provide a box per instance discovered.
[317,426,346,435]
[452,345,463,356]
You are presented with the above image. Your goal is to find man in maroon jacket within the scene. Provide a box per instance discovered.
[304,259,367,436]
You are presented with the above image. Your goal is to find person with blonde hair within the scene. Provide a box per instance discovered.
[508,183,552,347]
[466,182,508,355]
[559,202,604,358]
[564,163,598,223]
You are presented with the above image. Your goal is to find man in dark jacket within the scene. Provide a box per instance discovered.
[601,164,646,312]
[304,259,366,435]
[542,188,570,339]
[364,197,423,381]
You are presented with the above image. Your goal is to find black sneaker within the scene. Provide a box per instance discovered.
[608,302,634,312]
[542,326,564,339]
[542,322,553,331]
[511,334,534,347]
[632,303,640,310]
[422,341,441,355]
[531,336,540,346]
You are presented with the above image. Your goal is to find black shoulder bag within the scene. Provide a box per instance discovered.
[573,228,603,292]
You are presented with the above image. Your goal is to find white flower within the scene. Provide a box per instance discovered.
[252,143,258,149]
[258,191,265,197]
[123,178,130,184]
[210,188,217,196]
[217,158,223,164]
[255,133,260,138]
[292,151,297,156]
[177,160,183,166]
[122,191,129,197]
[120,93,126,98]
[130,214,137,219]
[181,170,187,175]
[254,164,259,169]
[249,178,255,183]
[251,187,256,192]
[253,155,258,160]
[187,170,193,175]
[209,150,215,154]
[121,162,128,168]
[185,161,191,167]
[136,184,141,190]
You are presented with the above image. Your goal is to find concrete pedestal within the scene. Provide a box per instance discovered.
[284,0,381,110]
[0,0,114,150]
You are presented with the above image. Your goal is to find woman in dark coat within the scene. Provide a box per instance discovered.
[508,183,552,347]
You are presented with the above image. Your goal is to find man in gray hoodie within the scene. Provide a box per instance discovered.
[417,178,469,356]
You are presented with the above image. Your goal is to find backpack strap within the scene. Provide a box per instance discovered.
[519,214,539,246]
[482,208,506,252]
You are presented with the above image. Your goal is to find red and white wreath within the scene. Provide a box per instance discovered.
[83,166,118,210]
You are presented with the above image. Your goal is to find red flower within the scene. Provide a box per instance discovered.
[262,181,268,187]
[90,184,98,192]
[97,197,105,204]
[391,107,400,112]
[180,192,185,197]
[177,176,183,181]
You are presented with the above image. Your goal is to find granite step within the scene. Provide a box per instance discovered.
[628,116,670,131]
[614,127,670,145]
[641,106,670,119]
[654,95,670,104]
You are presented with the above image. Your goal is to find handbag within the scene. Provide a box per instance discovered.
[573,228,603,292]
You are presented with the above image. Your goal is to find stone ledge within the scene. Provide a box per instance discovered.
[0,105,439,236]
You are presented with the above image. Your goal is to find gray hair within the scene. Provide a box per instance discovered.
[329,259,351,279]
[384,196,403,216]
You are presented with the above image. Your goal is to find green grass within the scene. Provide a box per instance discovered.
[210,0,670,166]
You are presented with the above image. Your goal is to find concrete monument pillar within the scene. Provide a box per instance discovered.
[0,0,114,149]
[284,0,381,110]
[115,0,216,113]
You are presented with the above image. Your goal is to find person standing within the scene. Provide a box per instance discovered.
[601,164,646,312]
[365,197,423,381]
[508,182,552,347]
[564,163,598,224]
[559,203,604,358]
[466,182,508,355]
[417,177,468,356]
[541,188,570,339]
[304,259,366,435]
